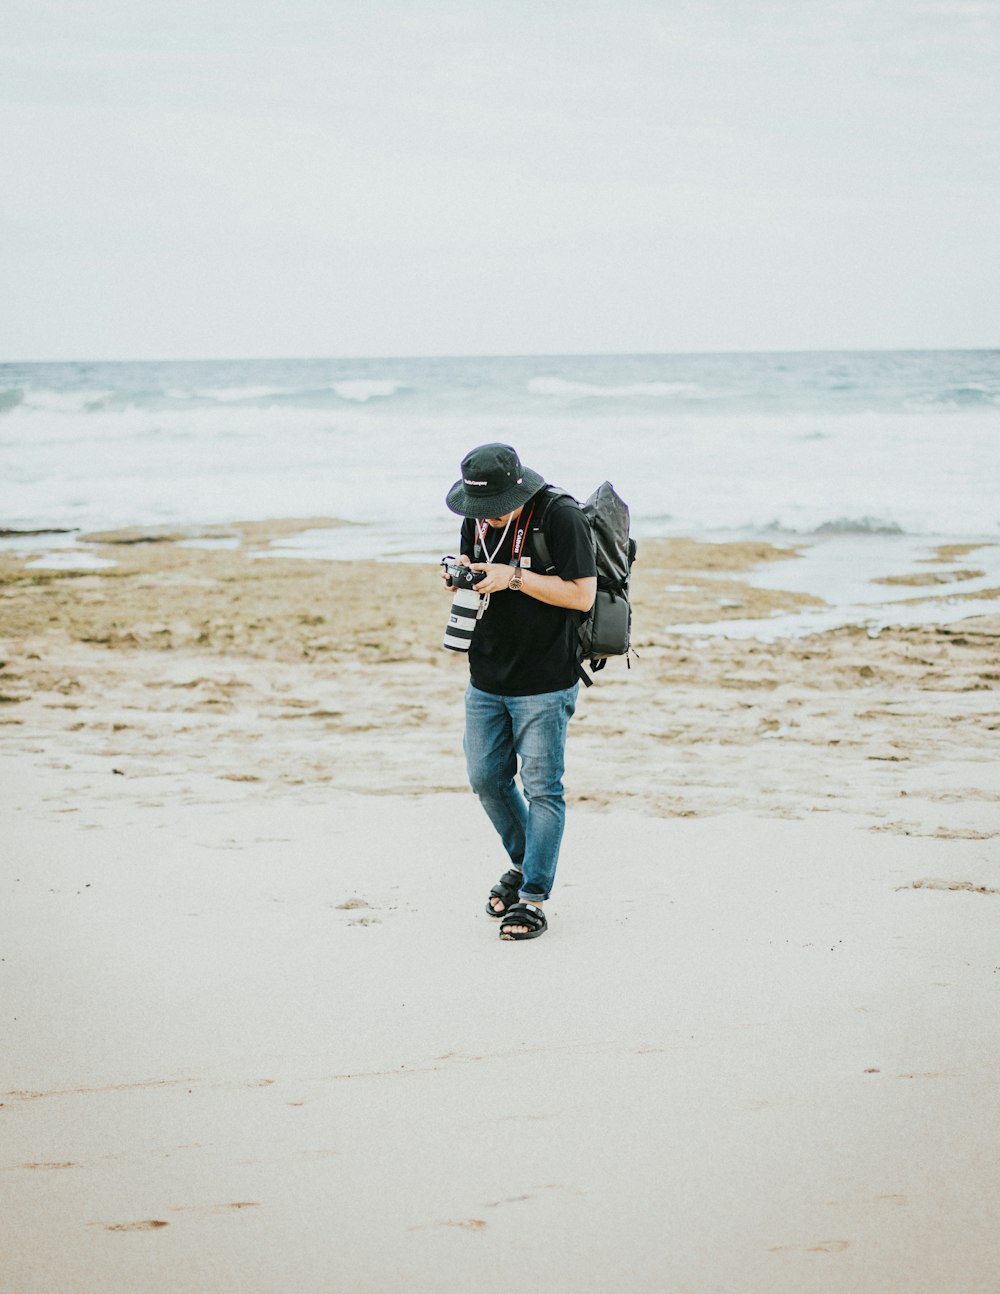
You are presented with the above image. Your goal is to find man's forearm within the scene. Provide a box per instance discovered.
[514,570,596,612]
[468,561,596,610]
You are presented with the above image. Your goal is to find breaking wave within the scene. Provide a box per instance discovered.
[9,388,116,415]
[528,377,705,399]
[331,379,405,402]
[193,380,406,404]
[910,383,1000,410]
[199,386,301,403]
[5,378,409,416]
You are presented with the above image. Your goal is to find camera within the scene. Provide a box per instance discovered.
[441,557,486,590]
[440,556,485,652]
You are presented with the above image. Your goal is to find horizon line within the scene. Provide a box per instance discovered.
[2,344,998,366]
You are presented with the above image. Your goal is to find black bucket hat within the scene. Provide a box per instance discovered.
[446,443,545,518]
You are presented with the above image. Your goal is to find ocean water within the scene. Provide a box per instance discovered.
[2,351,999,633]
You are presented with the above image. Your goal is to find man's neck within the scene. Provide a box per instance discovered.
[489,506,522,530]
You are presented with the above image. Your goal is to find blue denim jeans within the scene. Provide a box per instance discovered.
[463,682,579,902]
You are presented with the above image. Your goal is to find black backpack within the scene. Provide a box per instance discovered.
[531,482,637,686]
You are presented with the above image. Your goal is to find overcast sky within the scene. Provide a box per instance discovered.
[2,0,998,361]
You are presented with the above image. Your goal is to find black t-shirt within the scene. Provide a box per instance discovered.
[459,490,597,696]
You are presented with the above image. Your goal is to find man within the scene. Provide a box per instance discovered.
[444,443,597,941]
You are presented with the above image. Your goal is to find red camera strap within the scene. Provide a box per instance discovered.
[474,500,536,567]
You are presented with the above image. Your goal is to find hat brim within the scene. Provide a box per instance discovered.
[445,467,546,518]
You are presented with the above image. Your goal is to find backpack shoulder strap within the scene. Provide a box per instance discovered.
[529,485,575,574]
[527,486,599,688]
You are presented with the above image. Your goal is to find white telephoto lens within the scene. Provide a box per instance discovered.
[442,588,482,651]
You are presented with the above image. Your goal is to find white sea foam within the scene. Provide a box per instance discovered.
[201,386,300,403]
[332,380,405,402]
[197,380,405,403]
[19,389,116,414]
[528,377,705,399]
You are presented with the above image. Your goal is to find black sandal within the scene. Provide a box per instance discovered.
[486,868,523,918]
[499,903,547,941]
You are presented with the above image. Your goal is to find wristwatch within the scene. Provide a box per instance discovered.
[508,569,524,592]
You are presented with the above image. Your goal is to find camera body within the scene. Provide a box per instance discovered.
[441,557,486,590]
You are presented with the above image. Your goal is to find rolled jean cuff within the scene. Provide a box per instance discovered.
[519,888,549,902]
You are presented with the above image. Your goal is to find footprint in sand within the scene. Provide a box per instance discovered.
[899,878,999,894]
[333,897,383,925]
[169,1202,261,1214]
[104,1220,170,1232]
[409,1219,487,1232]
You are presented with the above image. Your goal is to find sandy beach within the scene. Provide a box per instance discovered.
[2,523,999,1292]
